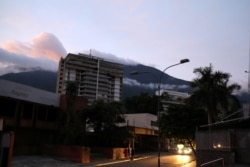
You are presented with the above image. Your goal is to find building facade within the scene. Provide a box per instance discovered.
[0,79,60,131]
[117,113,168,151]
[0,79,88,154]
[118,113,158,136]
[56,53,123,105]
[156,89,190,112]
[0,79,61,154]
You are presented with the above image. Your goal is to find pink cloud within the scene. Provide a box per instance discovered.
[2,32,67,62]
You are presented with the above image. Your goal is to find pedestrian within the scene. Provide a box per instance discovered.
[131,148,134,160]
[123,148,127,158]
[127,148,130,158]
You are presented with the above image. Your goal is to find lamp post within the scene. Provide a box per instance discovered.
[130,58,189,167]
[245,70,250,115]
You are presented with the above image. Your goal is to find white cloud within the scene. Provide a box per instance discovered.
[123,77,189,90]
[0,48,57,75]
[0,32,67,75]
[0,33,139,76]
[80,49,139,65]
[1,32,67,61]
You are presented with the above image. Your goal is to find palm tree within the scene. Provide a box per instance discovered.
[190,65,241,124]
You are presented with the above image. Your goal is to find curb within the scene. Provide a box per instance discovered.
[85,155,153,167]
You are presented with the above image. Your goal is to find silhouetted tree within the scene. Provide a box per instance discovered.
[160,98,207,156]
[57,81,86,145]
[190,65,241,124]
[84,100,129,147]
[124,93,158,114]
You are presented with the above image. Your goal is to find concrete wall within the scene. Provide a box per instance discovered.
[196,150,235,166]
[234,129,250,165]
[196,128,250,166]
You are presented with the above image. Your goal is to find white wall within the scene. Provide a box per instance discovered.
[118,113,158,130]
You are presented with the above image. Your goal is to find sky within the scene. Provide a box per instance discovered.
[0,0,250,91]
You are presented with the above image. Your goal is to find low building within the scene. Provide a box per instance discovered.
[118,113,168,151]
[156,89,190,112]
[118,113,158,135]
[0,79,88,154]
[0,79,60,131]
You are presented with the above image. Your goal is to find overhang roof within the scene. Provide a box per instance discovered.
[0,79,60,106]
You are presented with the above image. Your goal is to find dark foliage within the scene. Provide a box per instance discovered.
[84,100,130,147]
[190,65,242,124]
[124,93,158,114]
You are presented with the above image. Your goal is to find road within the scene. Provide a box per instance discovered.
[96,154,196,167]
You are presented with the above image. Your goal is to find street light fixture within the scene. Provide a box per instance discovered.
[130,58,190,167]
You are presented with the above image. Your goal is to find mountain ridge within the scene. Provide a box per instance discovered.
[0,70,58,93]
[0,64,193,98]
[0,64,247,103]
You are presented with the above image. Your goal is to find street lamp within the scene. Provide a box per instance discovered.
[245,70,250,115]
[130,58,189,167]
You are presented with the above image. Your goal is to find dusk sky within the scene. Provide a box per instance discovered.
[0,0,250,90]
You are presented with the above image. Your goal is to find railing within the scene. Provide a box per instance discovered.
[200,158,224,167]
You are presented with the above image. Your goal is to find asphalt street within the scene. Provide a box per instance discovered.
[11,152,196,167]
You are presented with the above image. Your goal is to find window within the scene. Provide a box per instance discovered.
[23,102,33,119]
[151,120,158,127]
[37,105,47,121]
[47,106,59,121]
[0,98,16,117]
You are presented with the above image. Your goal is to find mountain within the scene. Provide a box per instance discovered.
[0,70,58,93]
[0,64,192,99]
[122,64,192,98]
[1,64,247,103]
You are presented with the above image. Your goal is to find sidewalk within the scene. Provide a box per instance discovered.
[228,164,250,167]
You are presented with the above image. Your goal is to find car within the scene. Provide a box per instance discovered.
[177,144,192,154]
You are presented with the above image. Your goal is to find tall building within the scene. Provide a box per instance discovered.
[56,53,123,104]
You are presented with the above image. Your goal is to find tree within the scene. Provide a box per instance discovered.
[160,99,207,156]
[124,93,158,114]
[84,100,128,147]
[57,81,86,145]
[190,65,241,124]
